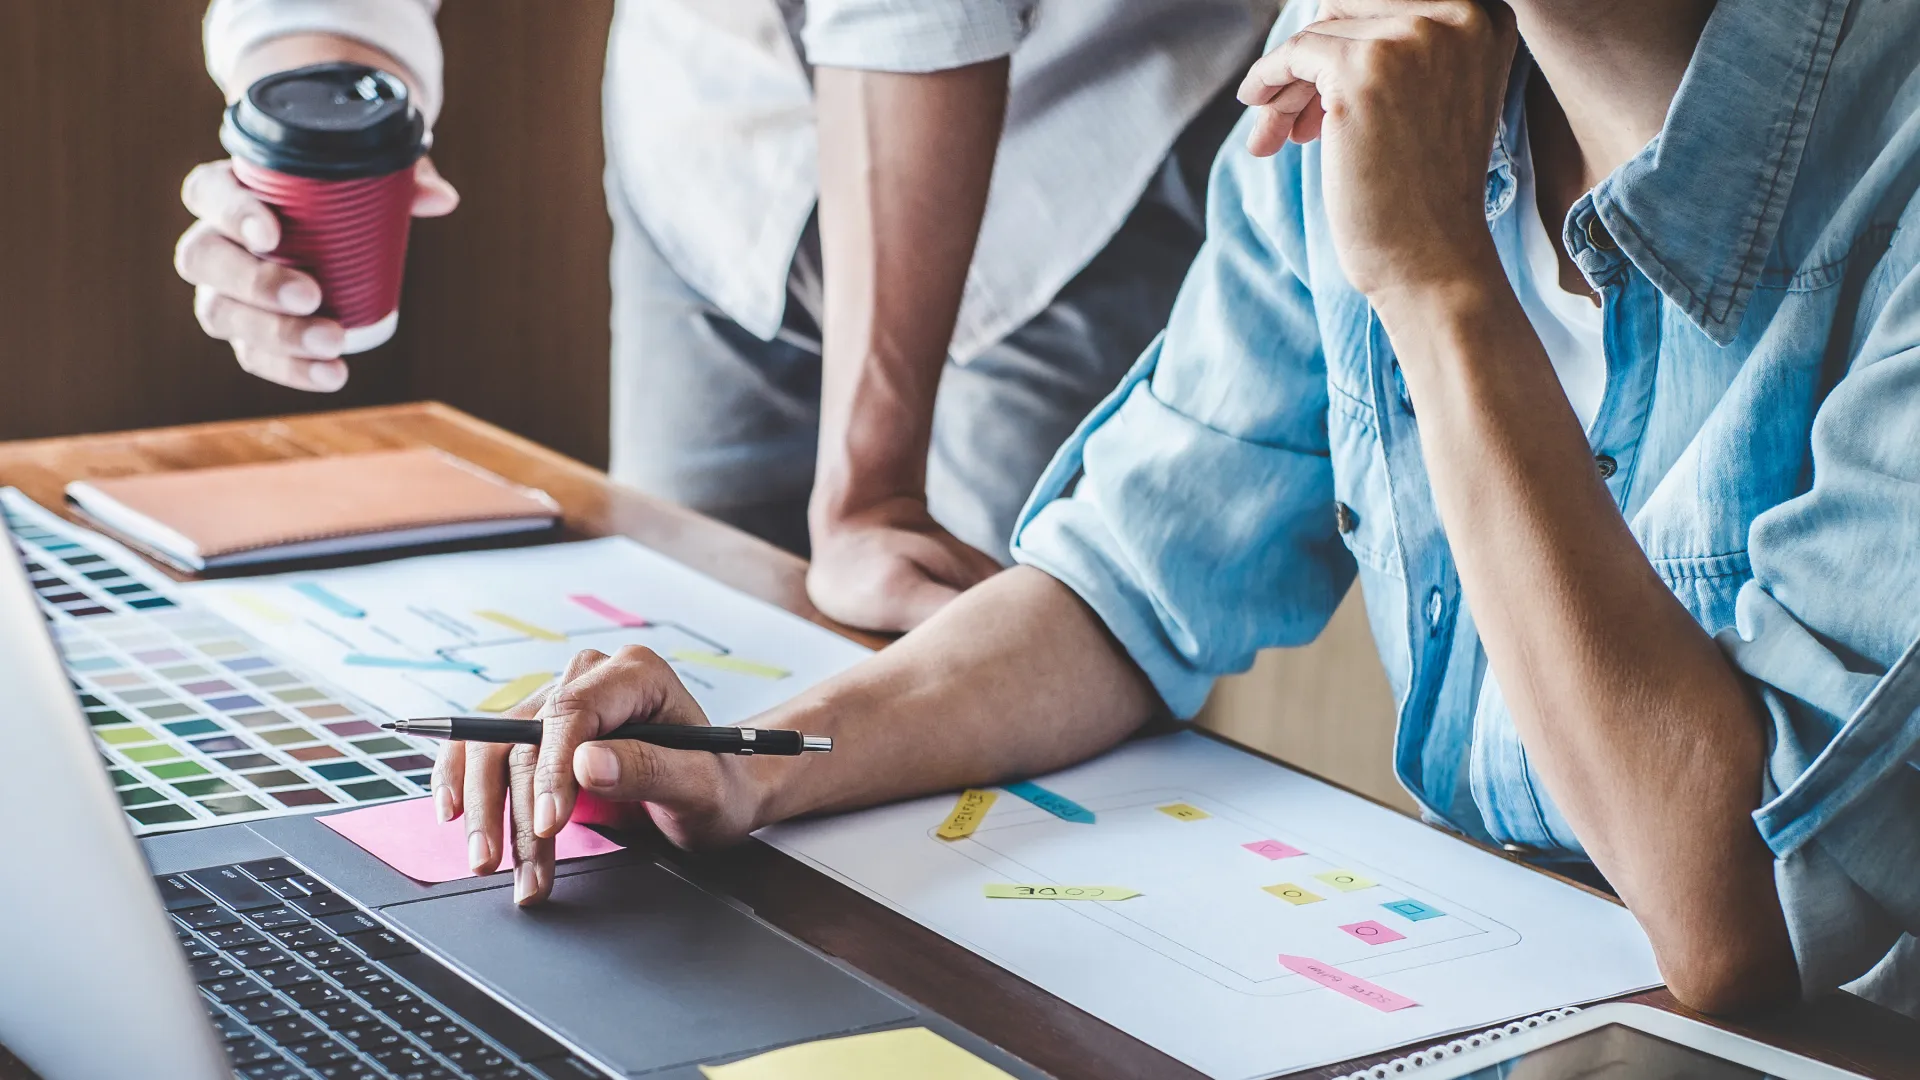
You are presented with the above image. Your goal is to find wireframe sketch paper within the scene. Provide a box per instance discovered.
[759,732,1662,1080]
[186,537,874,725]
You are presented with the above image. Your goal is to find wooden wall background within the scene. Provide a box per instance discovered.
[0,0,1407,812]
[0,0,617,467]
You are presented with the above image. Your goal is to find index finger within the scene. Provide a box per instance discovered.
[181,160,280,254]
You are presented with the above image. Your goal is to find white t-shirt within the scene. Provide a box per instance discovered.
[1514,120,1607,432]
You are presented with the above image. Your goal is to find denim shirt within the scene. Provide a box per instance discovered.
[1011,0,1920,1013]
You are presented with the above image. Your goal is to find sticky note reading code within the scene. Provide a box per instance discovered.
[1340,920,1407,945]
[1242,839,1305,860]
[1278,954,1419,1012]
[1315,868,1378,892]
[1263,883,1323,905]
[937,789,998,840]
[984,884,1140,901]
[1002,780,1095,823]
[1156,802,1209,821]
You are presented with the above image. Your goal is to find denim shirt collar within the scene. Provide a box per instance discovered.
[1486,0,1851,345]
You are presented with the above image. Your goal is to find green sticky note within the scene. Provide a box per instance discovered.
[982,884,1140,901]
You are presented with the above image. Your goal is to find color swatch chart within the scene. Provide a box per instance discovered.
[188,537,874,727]
[3,491,433,834]
[947,789,1517,993]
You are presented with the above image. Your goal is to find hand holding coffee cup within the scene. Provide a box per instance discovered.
[174,63,457,392]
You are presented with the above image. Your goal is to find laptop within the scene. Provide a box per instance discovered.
[0,538,1001,1080]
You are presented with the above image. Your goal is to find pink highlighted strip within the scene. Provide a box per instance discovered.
[1278,954,1419,1012]
[569,593,649,628]
[1243,839,1306,860]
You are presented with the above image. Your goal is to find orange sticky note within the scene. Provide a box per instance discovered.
[320,796,623,883]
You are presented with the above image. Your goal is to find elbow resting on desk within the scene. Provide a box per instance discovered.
[1653,921,1800,1017]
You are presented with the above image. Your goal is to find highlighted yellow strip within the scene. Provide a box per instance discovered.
[231,592,294,624]
[984,884,1139,901]
[1315,869,1378,892]
[475,672,554,714]
[1263,883,1324,905]
[669,650,790,680]
[1156,802,1209,821]
[936,789,998,840]
[474,610,566,642]
[699,1027,1014,1080]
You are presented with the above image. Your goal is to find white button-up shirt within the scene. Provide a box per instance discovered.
[206,0,1274,362]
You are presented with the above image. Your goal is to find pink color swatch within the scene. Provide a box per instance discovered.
[568,593,649,628]
[1278,954,1419,1012]
[1242,839,1306,860]
[1339,920,1407,945]
[319,796,624,884]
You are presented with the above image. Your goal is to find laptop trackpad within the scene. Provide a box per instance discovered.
[379,861,914,1075]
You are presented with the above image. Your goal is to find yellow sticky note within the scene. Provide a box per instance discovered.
[1156,802,1209,821]
[984,884,1140,901]
[1315,869,1378,892]
[475,672,554,714]
[231,592,294,624]
[474,610,567,642]
[668,649,791,680]
[1263,883,1324,905]
[936,789,997,840]
[699,1027,1014,1080]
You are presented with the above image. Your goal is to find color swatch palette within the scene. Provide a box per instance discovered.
[4,491,434,835]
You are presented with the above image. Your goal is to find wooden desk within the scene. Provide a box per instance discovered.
[2,403,1915,1080]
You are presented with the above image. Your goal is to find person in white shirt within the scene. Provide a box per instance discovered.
[175,0,1274,632]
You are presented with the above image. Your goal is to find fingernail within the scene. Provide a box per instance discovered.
[278,279,320,314]
[580,745,620,788]
[534,792,559,837]
[303,325,343,358]
[309,361,347,392]
[241,216,275,252]
[434,785,455,823]
[513,863,536,904]
[467,831,490,872]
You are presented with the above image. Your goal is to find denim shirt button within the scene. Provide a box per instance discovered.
[1585,216,1618,252]
[1334,501,1358,534]
[1424,586,1444,632]
[1595,453,1618,479]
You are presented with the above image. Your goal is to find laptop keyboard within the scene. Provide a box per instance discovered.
[158,858,609,1080]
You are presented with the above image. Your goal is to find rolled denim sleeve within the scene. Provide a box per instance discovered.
[1009,113,1355,718]
[1727,250,1920,1001]
[801,0,1036,73]
[205,0,444,123]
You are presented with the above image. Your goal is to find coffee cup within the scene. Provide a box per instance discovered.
[221,63,428,354]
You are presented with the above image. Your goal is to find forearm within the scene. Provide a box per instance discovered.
[810,60,1009,523]
[747,567,1160,824]
[1375,274,1795,1011]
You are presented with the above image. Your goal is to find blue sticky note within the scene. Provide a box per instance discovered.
[1382,898,1444,922]
[1002,780,1095,824]
[293,582,366,619]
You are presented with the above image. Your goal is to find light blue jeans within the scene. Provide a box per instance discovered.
[603,94,1238,559]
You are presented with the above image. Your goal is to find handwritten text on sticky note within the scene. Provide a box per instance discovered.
[1156,802,1209,821]
[1242,839,1305,860]
[984,884,1140,901]
[1002,780,1095,823]
[1340,920,1407,945]
[1278,954,1419,1012]
[1315,868,1378,892]
[937,789,998,840]
[1263,883,1323,905]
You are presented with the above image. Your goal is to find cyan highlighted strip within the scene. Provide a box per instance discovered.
[293,582,365,619]
[1002,780,1095,824]
[344,653,483,674]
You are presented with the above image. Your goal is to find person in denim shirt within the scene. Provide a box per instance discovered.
[457,0,1919,1018]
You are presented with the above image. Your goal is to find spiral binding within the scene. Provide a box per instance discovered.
[1329,1007,1584,1080]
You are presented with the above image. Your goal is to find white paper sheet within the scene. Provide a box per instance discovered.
[760,733,1662,1080]
[185,537,872,725]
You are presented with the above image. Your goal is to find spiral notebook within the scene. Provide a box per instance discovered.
[1329,1008,1583,1080]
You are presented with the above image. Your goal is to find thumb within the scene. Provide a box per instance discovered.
[411,156,460,217]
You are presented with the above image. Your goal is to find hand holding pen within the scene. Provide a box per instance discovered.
[425,646,830,905]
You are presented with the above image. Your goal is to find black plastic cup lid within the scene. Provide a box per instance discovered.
[221,62,427,180]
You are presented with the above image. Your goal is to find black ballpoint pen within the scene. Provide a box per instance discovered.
[381,716,832,756]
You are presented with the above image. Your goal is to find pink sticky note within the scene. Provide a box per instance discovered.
[568,593,649,628]
[320,797,624,884]
[1340,919,1407,945]
[1242,839,1306,860]
[1279,954,1419,1012]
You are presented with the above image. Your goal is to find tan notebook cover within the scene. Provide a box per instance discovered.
[65,449,560,569]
